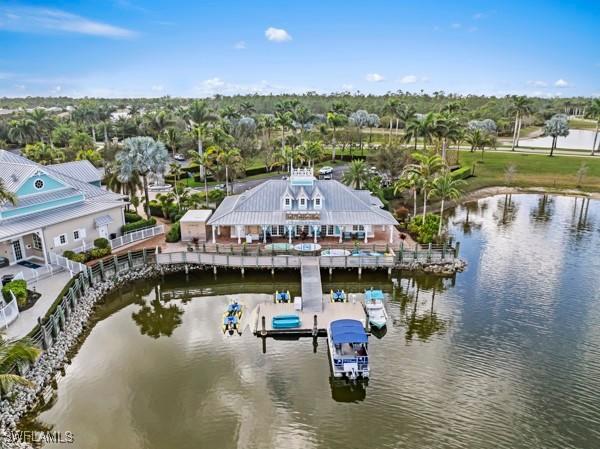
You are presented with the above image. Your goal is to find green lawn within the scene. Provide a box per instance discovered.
[458,151,600,192]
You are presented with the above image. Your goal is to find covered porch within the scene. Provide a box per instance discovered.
[0,229,49,268]
[209,223,400,245]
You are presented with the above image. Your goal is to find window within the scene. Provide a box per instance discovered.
[315,198,321,207]
[34,178,44,190]
[285,198,290,206]
[328,225,335,235]
[32,233,42,250]
[54,234,68,247]
[352,225,365,231]
[73,228,86,241]
[299,198,306,208]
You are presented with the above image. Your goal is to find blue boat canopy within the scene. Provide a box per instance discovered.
[330,319,368,344]
[365,289,385,301]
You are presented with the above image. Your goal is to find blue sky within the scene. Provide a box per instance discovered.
[0,0,598,98]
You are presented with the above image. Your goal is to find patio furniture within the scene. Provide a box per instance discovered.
[0,256,8,268]
[343,232,353,241]
[356,231,366,240]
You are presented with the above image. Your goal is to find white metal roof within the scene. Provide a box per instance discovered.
[48,160,102,184]
[180,209,213,223]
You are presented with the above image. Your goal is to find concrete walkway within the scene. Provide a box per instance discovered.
[5,271,72,340]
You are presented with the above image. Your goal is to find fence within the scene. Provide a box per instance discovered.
[49,251,86,275]
[0,292,19,329]
[13,264,64,284]
[70,225,165,254]
[110,225,165,250]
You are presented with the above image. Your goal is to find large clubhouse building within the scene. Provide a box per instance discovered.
[207,167,399,244]
[0,150,126,267]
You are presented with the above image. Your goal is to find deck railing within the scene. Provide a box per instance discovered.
[111,225,165,250]
[12,264,64,284]
[0,292,19,329]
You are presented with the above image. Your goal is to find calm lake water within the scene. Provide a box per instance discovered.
[25,194,600,449]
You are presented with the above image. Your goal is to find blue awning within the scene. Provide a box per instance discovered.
[330,319,368,344]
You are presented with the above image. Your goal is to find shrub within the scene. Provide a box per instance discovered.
[94,237,110,249]
[148,200,163,217]
[124,212,142,223]
[2,279,28,307]
[408,213,441,244]
[165,222,181,242]
[395,206,410,221]
[122,218,157,233]
[451,165,472,180]
[88,247,111,260]
[63,250,76,259]
[70,253,88,263]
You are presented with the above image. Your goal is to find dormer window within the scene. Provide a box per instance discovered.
[300,198,306,208]
[315,197,321,208]
[285,198,290,206]
[283,194,293,209]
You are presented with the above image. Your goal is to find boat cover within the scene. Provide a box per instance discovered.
[365,289,385,301]
[330,319,368,344]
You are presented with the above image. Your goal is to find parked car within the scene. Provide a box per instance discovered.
[281,175,289,180]
[319,166,333,175]
[213,183,226,191]
[173,153,186,161]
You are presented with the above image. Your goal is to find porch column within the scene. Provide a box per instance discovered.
[38,229,49,265]
[313,225,319,243]
[236,226,243,244]
[212,226,216,244]
[339,225,343,243]
[288,226,293,245]
[217,225,221,236]
[364,230,368,244]
[388,225,394,243]
[262,226,268,244]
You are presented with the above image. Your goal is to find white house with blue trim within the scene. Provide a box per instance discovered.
[0,150,127,267]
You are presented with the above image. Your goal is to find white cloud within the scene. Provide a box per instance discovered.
[451,23,462,29]
[202,77,225,89]
[341,84,354,90]
[151,85,164,92]
[399,75,418,84]
[0,7,136,38]
[51,85,62,93]
[554,79,569,88]
[473,12,484,19]
[365,73,384,82]
[194,78,314,97]
[528,80,548,87]
[234,40,246,49]
[265,27,291,42]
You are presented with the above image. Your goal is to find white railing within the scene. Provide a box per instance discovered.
[12,264,64,284]
[110,225,165,250]
[49,251,86,275]
[71,240,94,254]
[0,291,19,329]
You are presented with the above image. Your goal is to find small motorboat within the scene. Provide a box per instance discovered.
[364,289,388,329]
[330,289,347,303]
[227,301,243,318]
[274,290,291,303]
[328,319,370,380]
[222,314,240,334]
[272,314,301,329]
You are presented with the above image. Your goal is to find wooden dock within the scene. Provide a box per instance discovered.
[252,295,366,337]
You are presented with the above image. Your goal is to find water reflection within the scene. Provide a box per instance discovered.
[131,286,184,338]
[495,193,519,226]
[329,377,367,403]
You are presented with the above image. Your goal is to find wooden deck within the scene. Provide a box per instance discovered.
[252,295,367,336]
[300,257,323,312]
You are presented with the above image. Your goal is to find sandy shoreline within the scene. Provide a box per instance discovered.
[459,186,600,203]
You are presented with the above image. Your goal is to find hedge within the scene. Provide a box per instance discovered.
[451,165,473,180]
[122,218,157,233]
[94,237,109,249]
[124,212,143,223]
[165,221,181,242]
[408,213,441,244]
[2,279,27,306]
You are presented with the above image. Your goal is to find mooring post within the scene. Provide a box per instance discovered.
[184,264,189,274]
[358,267,362,279]
[39,317,49,350]
[329,267,333,277]
[271,268,275,276]
[454,241,461,258]
[99,259,105,281]
[312,314,318,337]
[261,316,267,337]
[213,265,217,275]
[387,267,392,277]
[241,267,245,277]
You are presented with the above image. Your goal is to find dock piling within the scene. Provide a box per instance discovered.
[261,316,267,337]
[312,314,318,337]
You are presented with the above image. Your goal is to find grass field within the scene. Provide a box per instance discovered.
[458,151,600,192]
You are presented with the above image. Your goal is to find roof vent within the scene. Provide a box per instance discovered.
[11,174,18,182]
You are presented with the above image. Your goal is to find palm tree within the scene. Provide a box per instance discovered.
[342,159,369,189]
[117,136,169,217]
[403,117,420,150]
[96,105,115,149]
[543,114,570,157]
[0,337,40,396]
[183,100,217,177]
[394,170,421,217]
[383,98,400,143]
[397,104,416,135]
[430,173,465,235]
[0,178,17,206]
[169,162,184,209]
[404,153,445,218]
[220,105,240,122]
[275,111,294,155]
[349,110,369,153]
[8,118,36,145]
[585,98,600,156]
[294,105,314,143]
[466,129,493,159]
[510,95,533,151]
[187,150,212,206]
[26,108,55,143]
[216,148,243,195]
[326,111,347,161]
[163,127,179,156]
[22,142,65,165]
[143,110,173,138]
[366,113,380,144]
[239,101,256,116]
[72,100,99,142]
[301,141,324,167]
[76,149,102,166]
